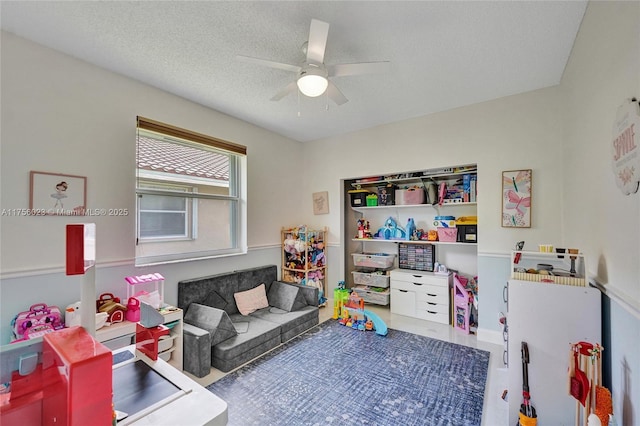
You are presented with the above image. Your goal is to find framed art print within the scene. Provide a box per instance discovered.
[312,191,329,215]
[30,171,87,215]
[502,169,531,228]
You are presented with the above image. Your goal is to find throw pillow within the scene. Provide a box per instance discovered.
[203,290,228,311]
[267,281,308,312]
[234,283,269,315]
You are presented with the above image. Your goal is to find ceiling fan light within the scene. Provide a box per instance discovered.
[297,74,328,97]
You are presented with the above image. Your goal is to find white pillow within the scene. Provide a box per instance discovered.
[234,283,269,315]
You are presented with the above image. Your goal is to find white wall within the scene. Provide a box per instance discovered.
[303,86,566,339]
[560,2,640,424]
[0,32,306,341]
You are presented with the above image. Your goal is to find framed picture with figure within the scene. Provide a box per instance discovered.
[30,171,87,215]
[502,169,531,228]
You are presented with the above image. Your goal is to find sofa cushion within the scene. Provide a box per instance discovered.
[204,290,228,311]
[267,281,308,312]
[184,303,237,346]
[214,314,281,362]
[234,283,269,315]
[178,271,239,315]
[249,305,318,339]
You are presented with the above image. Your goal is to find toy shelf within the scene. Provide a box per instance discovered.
[351,238,476,246]
[511,250,587,287]
[281,226,328,306]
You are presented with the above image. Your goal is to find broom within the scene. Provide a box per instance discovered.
[594,345,613,424]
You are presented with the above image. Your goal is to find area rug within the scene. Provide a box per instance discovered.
[207,320,489,426]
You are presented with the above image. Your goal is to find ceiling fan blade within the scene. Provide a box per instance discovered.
[237,55,301,73]
[306,19,330,65]
[326,81,348,105]
[270,81,298,101]
[328,61,391,77]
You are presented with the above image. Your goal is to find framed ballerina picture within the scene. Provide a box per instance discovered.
[30,171,86,215]
[502,169,532,228]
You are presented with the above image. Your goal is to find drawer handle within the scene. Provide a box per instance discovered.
[412,282,423,286]
[427,302,437,306]
[399,290,408,293]
[427,310,437,314]
[427,293,437,297]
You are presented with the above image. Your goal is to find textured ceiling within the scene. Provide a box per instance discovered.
[1,1,587,142]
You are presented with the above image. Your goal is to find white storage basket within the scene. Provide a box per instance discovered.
[351,253,396,269]
[351,271,390,288]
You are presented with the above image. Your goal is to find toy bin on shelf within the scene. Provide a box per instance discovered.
[352,286,391,305]
[395,188,425,205]
[352,253,396,269]
[351,271,390,288]
[348,190,370,207]
[125,273,165,309]
[437,227,458,242]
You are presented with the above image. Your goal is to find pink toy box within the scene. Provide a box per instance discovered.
[11,303,64,342]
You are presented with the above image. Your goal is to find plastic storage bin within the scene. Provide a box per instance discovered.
[433,216,456,228]
[352,253,396,269]
[437,227,458,242]
[395,188,425,205]
[348,190,370,207]
[366,194,378,206]
[351,271,390,288]
[352,286,390,305]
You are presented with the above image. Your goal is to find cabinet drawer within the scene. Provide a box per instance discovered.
[391,279,448,295]
[390,270,449,287]
[415,284,449,298]
[415,309,449,325]
[416,300,449,314]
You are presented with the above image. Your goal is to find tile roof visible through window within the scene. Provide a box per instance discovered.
[137,136,229,181]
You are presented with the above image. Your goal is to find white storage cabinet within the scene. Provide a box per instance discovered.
[390,269,452,325]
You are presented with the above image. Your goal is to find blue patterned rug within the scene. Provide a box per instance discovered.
[207,320,489,426]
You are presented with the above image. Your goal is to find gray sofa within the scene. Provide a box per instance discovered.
[177,265,319,377]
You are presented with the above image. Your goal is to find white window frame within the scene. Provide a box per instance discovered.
[135,117,247,266]
[137,182,195,242]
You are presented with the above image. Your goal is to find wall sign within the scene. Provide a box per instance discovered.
[612,98,640,195]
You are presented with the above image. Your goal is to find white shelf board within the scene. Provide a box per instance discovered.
[352,238,476,247]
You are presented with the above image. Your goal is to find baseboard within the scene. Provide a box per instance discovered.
[476,327,503,346]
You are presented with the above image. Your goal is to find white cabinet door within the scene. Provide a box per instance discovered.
[390,287,416,316]
[507,280,601,426]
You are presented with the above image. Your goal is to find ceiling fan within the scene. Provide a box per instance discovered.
[237,19,390,105]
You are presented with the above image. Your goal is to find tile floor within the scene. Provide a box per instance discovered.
[187,302,509,426]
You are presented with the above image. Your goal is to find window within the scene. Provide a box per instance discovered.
[136,117,247,266]
[138,183,191,240]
